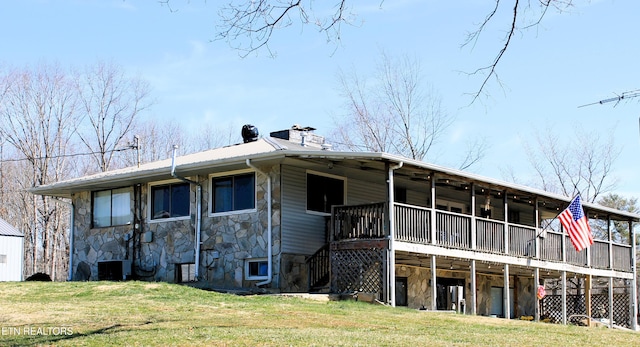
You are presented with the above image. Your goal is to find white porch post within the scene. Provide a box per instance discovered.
[471,259,477,315]
[388,162,402,307]
[609,277,614,329]
[504,264,510,319]
[431,255,437,310]
[630,220,638,330]
[534,267,540,322]
[562,271,567,325]
[471,184,477,250]
[430,174,437,245]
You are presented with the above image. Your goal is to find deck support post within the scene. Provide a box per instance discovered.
[609,277,614,328]
[470,260,477,315]
[630,220,638,330]
[431,255,437,310]
[561,271,567,325]
[504,264,510,319]
[534,267,540,322]
[585,275,592,327]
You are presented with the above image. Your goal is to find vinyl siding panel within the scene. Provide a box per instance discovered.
[281,165,327,255]
[281,165,389,255]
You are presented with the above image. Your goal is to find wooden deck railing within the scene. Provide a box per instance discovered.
[332,203,386,241]
[436,211,471,249]
[477,219,504,253]
[395,203,431,244]
[307,243,330,291]
[509,225,537,257]
[331,202,634,272]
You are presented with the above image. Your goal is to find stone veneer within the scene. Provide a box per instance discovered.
[393,265,536,316]
[71,164,282,290]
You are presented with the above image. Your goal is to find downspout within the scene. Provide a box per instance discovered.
[53,197,74,281]
[246,159,272,287]
[388,161,403,306]
[171,145,202,280]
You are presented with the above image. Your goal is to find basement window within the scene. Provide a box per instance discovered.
[245,258,268,280]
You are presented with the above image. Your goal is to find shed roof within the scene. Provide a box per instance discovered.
[0,218,23,237]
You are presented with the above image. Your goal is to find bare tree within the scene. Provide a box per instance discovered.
[209,1,575,98]
[74,61,152,173]
[462,1,574,102]
[215,0,351,57]
[331,52,485,168]
[0,63,77,279]
[522,126,619,203]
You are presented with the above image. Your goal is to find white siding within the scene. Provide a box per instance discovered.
[281,165,326,255]
[280,165,388,255]
[0,235,24,281]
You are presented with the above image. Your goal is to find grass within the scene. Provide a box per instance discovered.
[1,281,639,346]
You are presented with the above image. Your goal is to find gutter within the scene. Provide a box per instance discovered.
[171,146,202,280]
[246,158,273,287]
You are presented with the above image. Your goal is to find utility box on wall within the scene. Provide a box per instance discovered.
[141,231,153,243]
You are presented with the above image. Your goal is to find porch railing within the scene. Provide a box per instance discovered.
[395,203,431,244]
[509,225,537,257]
[436,211,471,249]
[477,219,504,253]
[331,202,634,272]
[332,202,386,241]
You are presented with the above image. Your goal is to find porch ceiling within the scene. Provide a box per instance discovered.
[394,251,603,281]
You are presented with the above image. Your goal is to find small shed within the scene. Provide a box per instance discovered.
[0,218,24,281]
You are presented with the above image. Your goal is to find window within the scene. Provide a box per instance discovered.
[0,254,6,264]
[92,187,133,228]
[394,186,407,204]
[151,182,190,220]
[211,172,256,214]
[245,259,268,280]
[306,172,345,214]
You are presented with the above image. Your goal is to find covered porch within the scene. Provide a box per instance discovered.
[308,163,638,329]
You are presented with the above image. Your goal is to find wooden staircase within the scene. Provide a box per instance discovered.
[307,243,330,293]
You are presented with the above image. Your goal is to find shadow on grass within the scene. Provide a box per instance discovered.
[1,321,154,347]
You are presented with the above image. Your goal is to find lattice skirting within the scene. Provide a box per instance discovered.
[331,247,387,301]
[541,294,631,328]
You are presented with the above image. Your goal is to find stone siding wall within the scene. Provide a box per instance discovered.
[71,165,282,290]
[279,253,308,292]
[396,265,432,309]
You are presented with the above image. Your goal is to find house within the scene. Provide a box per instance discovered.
[0,218,24,281]
[30,125,638,328]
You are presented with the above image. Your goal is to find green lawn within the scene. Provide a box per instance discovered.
[0,281,638,346]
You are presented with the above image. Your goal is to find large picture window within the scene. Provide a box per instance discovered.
[151,182,190,220]
[211,172,256,214]
[306,172,345,214]
[92,187,133,228]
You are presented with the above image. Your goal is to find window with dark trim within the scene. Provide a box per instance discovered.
[151,182,190,219]
[306,173,345,214]
[212,172,256,214]
[92,187,133,228]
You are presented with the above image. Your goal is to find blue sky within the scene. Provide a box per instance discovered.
[2,0,640,198]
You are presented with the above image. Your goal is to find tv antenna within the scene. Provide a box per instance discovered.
[578,89,640,108]
[579,89,640,138]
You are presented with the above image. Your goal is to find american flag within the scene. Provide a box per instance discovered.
[558,195,593,252]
